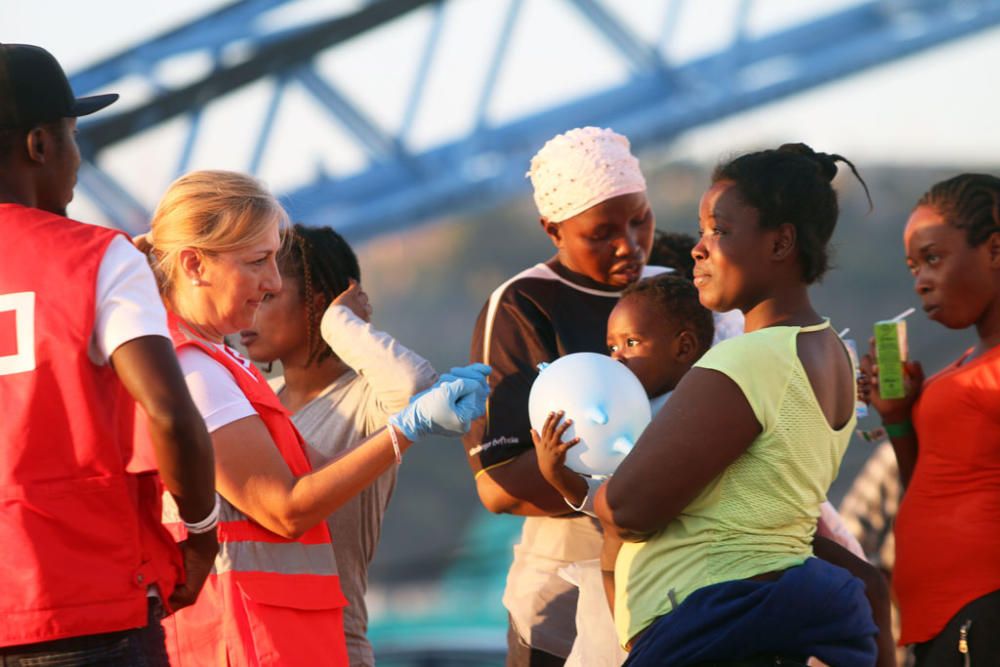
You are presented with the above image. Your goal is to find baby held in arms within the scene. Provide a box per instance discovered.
[531,273,864,665]
[533,273,861,547]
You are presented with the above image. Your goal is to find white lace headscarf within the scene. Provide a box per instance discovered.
[527,126,646,222]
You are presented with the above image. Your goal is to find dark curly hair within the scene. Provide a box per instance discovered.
[712,143,871,284]
[621,273,714,357]
[917,173,1000,247]
[277,224,360,366]
[649,230,696,280]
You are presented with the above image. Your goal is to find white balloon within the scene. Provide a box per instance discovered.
[529,352,651,477]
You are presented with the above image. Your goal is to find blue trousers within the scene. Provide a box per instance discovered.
[624,558,878,667]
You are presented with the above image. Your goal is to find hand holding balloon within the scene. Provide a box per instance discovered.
[528,353,651,477]
[531,410,587,505]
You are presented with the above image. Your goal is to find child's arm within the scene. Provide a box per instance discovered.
[530,410,590,508]
[817,500,866,559]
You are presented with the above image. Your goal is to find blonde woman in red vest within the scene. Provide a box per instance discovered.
[138,170,489,666]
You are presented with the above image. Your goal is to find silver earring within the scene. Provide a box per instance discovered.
[191,278,202,286]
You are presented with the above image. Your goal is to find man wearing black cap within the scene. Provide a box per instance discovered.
[0,44,218,665]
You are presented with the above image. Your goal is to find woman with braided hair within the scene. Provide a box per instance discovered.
[596,144,885,666]
[240,223,440,667]
[861,174,1000,664]
[139,173,488,666]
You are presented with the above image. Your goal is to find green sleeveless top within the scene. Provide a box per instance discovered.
[614,320,855,647]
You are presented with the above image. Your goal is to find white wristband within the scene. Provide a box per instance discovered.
[564,491,589,513]
[563,476,604,517]
[387,422,403,465]
[184,493,220,535]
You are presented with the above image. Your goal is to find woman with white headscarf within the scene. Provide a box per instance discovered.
[462,127,667,666]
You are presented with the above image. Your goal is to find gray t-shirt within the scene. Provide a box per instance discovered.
[271,305,437,667]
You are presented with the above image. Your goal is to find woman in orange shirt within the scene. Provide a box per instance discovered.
[863,173,1000,665]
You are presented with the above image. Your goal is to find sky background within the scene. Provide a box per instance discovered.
[4,0,1000,226]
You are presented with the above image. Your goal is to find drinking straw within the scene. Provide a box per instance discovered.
[890,307,916,322]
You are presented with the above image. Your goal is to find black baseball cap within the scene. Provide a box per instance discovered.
[0,43,118,129]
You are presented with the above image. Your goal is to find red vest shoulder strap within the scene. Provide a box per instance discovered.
[165,313,313,477]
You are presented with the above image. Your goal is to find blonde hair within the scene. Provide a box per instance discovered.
[145,170,289,291]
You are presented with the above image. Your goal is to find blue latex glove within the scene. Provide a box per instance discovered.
[441,363,492,382]
[438,363,490,410]
[390,373,489,441]
[411,363,491,407]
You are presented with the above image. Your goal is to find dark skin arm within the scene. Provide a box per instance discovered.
[597,368,761,535]
[813,536,896,667]
[475,451,577,516]
[111,335,218,611]
[467,288,579,517]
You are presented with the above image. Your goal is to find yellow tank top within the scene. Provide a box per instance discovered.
[614,320,855,647]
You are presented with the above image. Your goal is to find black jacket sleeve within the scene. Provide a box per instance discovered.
[462,284,559,473]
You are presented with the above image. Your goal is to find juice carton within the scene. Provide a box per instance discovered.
[874,320,908,400]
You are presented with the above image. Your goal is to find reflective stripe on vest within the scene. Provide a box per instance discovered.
[161,314,347,667]
[163,315,339,577]
[164,496,337,577]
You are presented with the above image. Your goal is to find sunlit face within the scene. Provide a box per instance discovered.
[606,295,687,398]
[194,222,283,336]
[692,181,771,312]
[904,204,997,329]
[546,191,655,288]
[241,273,310,364]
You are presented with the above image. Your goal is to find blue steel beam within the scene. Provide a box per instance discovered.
[248,76,288,176]
[76,0,435,154]
[71,0,295,95]
[658,0,685,53]
[293,66,408,163]
[75,162,152,236]
[398,0,445,141]
[566,0,668,74]
[70,0,1000,240]
[174,109,204,179]
[473,0,522,131]
[73,0,433,225]
[283,0,1000,242]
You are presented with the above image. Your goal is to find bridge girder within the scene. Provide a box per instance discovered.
[72,0,1000,239]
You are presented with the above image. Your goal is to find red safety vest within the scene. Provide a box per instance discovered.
[160,316,348,667]
[0,204,182,647]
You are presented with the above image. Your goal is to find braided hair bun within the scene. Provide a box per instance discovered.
[712,143,871,283]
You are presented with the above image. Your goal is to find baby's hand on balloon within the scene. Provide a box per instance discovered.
[531,410,581,491]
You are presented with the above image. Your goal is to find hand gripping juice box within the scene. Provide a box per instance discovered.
[874,319,908,400]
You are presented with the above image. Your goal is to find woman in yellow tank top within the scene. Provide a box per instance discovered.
[594,144,888,666]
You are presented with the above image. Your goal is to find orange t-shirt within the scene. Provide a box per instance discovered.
[893,344,1000,644]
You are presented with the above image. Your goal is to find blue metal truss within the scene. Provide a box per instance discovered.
[72,0,1000,239]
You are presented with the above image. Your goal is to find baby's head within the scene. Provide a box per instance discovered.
[607,274,714,398]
